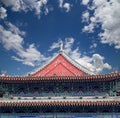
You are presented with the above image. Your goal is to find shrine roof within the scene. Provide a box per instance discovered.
[30,50,95,77]
[0,99,119,107]
[0,72,120,83]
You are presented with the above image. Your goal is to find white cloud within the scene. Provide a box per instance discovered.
[90,43,97,49]
[12,44,46,66]
[81,0,90,5]
[82,23,95,33]
[92,54,112,72]
[59,0,64,8]
[0,22,46,66]
[49,38,112,73]
[82,0,120,49]
[6,22,25,36]
[63,3,71,12]
[0,7,7,19]
[0,25,23,51]
[0,0,48,17]
[49,42,60,51]
[59,0,72,12]
[82,11,89,22]
[64,38,75,53]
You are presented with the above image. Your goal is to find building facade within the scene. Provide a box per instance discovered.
[0,49,120,118]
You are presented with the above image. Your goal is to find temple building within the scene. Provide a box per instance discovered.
[0,43,120,118]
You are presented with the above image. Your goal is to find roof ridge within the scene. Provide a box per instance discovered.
[29,50,95,76]
[28,53,59,76]
[61,51,95,75]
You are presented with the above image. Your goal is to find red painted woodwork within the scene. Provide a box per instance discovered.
[33,54,86,77]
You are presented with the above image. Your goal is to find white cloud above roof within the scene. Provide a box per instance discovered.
[82,0,120,49]
[90,43,97,49]
[82,11,90,22]
[0,0,48,18]
[81,0,90,5]
[0,7,7,19]
[0,22,47,66]
[49,42,60,51]
[58,0,72,12]
[63,3,71,12]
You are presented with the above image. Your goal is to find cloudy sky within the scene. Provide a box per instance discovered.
[0,0,120,76]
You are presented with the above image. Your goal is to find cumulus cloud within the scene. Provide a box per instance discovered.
[82,22,95,33]
[63,3,71,12]
[6,22,25,36]
[49,42,60,51]
[82,11,90,22]
[92,54,112,72]
[59,0,72,12]
[12,44,46,66]
[49,38,112,73]
[59,0,64,8]
[0,22,46,66]
[82,0,120,49]
[81,0,90,5]
[64,38,75,53]
[90,43,97,49]
[0,7,7,19]
[0,0,48,17]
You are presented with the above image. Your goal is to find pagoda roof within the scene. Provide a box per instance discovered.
[30,51,95,77]
[0,72,120,83]
[0,97,120,107]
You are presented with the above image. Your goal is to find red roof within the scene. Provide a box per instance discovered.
[32,51,94,77]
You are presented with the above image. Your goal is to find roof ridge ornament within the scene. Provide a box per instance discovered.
[59,40,64,53]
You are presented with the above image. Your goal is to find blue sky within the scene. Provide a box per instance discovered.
[0,0,120,76]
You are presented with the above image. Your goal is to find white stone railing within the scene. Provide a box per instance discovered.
[1,96,120,102]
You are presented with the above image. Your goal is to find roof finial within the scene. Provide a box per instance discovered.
[59,40,63,52]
